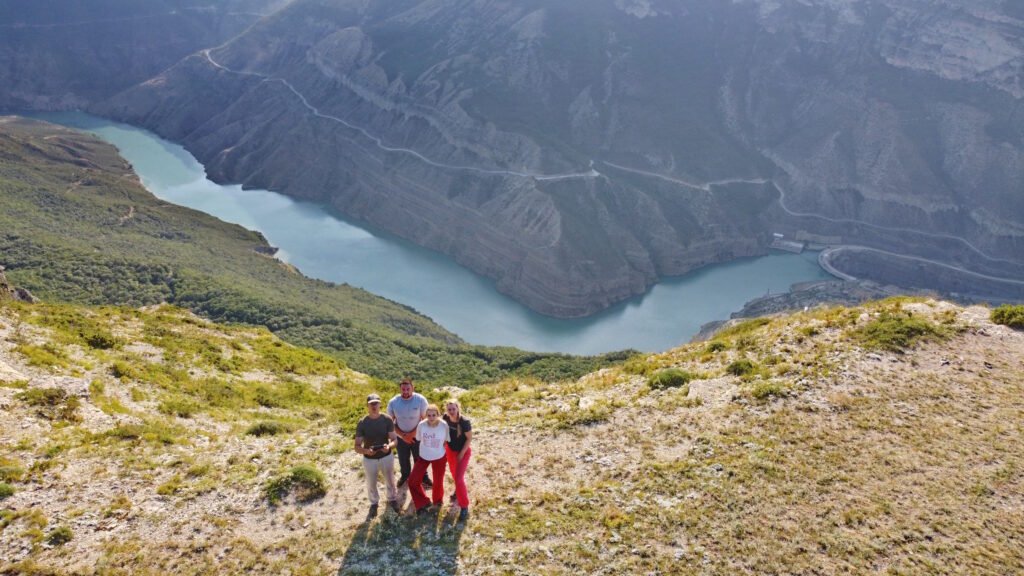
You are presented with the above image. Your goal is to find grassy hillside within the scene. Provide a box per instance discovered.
[0,117,629,386]
[1,296,1021,574]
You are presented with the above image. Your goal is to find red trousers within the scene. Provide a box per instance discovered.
[446,446,471,509]
[409,456,447,510]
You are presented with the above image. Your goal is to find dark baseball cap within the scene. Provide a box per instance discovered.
[367,393,382,404]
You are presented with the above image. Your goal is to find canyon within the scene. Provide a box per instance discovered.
[6,0,1024,316]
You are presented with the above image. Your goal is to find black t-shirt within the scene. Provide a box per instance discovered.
[355,414,394,459]
[444,414,472,453]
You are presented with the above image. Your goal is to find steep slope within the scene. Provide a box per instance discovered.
[0,116,628,384]
[97,0,1024,317]
[0,0,290,110]
[1,296,1021,573]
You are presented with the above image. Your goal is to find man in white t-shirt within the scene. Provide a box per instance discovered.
[387,377,430,488]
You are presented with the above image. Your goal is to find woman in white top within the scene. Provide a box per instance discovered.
[409,404,450,514]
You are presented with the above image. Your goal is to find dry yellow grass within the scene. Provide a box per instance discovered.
[1,298,1022,575]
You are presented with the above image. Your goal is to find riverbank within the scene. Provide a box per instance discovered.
[25,111,833,354]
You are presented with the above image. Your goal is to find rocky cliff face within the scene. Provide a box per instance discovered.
[0,0,291,110]
[93,0,1024,316]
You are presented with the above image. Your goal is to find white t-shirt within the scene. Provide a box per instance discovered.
[416,420,451,461]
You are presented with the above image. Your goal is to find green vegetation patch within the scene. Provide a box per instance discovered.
[853,310,947,352]
[246,421,292,437]
[46,525,73,546]
[647,368,694,390]
[726,359,758,377]
[992,304,1024,329]
[748,380,790,400]
[16,387,81,422]
[102,419,184,446]
[14,343,68,368]
[705,341,727,353]
[0,459,25,483]
[158,396,200,418]
[264,464,327,505]
[714,317,771,340]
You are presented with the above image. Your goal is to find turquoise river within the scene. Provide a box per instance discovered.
[36,112,833,355]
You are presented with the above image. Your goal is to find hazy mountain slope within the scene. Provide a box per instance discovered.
[2,295,1021,573]
[96,0,788,317]
[96,0,1024,317]
[0,116,628,384]
[0,0,291,110]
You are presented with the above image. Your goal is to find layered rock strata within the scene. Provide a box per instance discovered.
[95,0,1024,316]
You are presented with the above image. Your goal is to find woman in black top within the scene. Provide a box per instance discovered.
[444,399,472,521]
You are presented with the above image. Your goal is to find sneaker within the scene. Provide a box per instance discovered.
[366,504,378,520]
[449,492,457,503]
[388,500,400,514]
[397,476,408,488]
[416,506,430,517]
[458,508,469,522]
[422,477,432,488]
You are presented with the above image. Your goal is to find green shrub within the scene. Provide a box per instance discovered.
[715,318,771,339]
[16,388,80,421]
[265,464,327,505]
[46,525,73,546]
[156,475,182,496]
[621,354,651,375]
[854,311,946,352]
[106,425,143,441]
[992,304,1024,329]
[104,421,179,445]
[0,462,25,482]
[158,397,199,418]
[59,396,81,422]
[726,359,757,377]
[705,341,727,353]
[0,482,14,500]
[648,368,694,389]
[111,360,141,380]
[14,343,67,368]
[17,387,66,407]
[82,329,119,350]
[246,421,291,437]
[749,381,788,400]
[0,379,29,390]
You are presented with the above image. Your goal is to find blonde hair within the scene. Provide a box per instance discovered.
[425,403,441,425]
[446,400,463,437]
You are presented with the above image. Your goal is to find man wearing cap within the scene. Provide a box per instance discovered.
[388,377,431,488]
[354,393,398,518]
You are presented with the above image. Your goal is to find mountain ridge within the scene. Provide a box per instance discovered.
[95,0,1024,317]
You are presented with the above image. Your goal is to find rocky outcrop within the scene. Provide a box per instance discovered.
[95,0,1024,316]
[0,266,37,304]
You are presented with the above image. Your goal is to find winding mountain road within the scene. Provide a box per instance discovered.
[203,49,599,182]
[601,158,1019,268]
[201,48,1024,292]
[820,245,1024,287]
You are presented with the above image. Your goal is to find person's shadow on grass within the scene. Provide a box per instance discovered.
[336,502,468,576]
